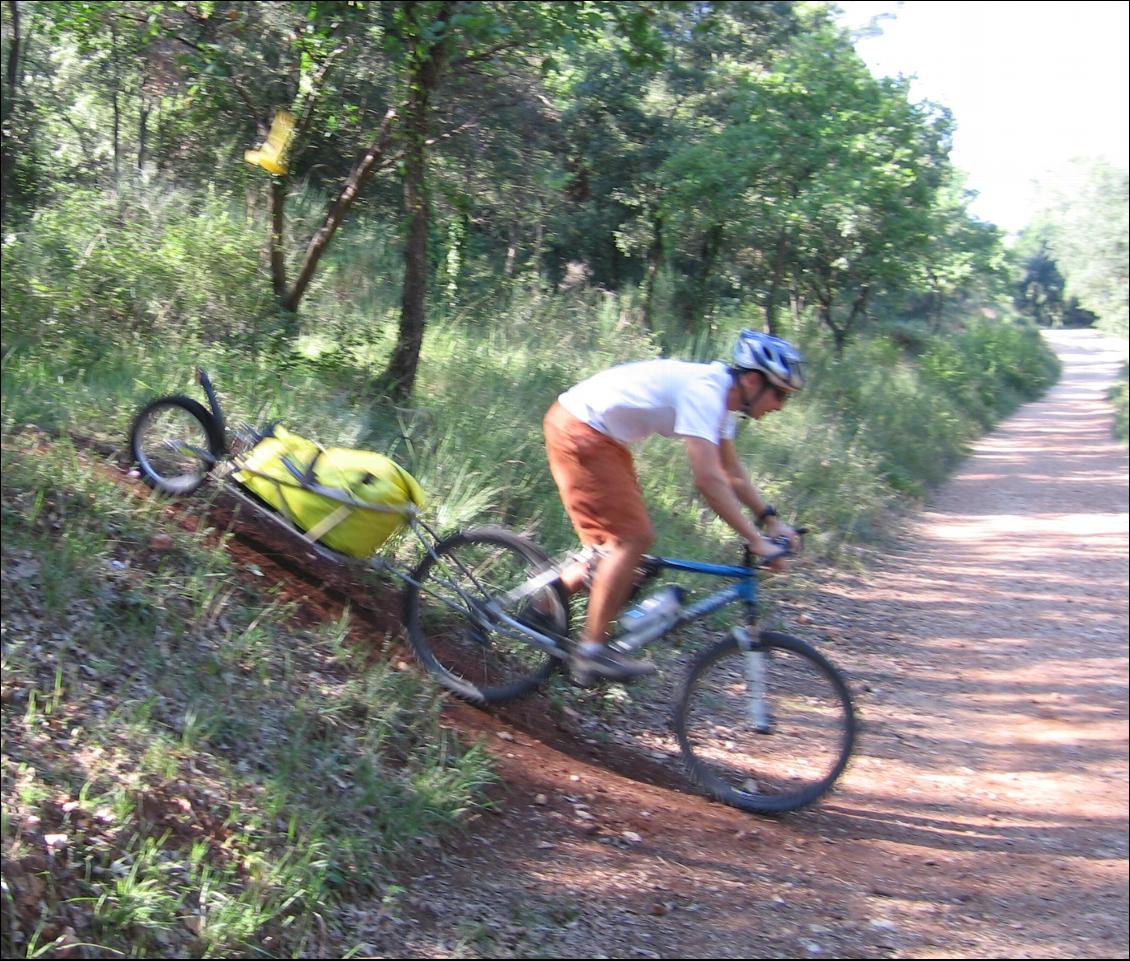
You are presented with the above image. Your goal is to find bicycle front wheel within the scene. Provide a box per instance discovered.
[129,396,224,496]
[674,630,855,814]
[402,527,570,705]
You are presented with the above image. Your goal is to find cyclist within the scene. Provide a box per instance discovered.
[543,329,804,686]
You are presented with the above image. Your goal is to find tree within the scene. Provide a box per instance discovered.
[1041,160,1129,335]
[547,2,801,332]
[657,10,952,352]
[1013,227,1076,327]
[144,1,666,397]
[893,175,1008,330]
[2,0,162,214]
[377,1,458,397]
[374,0,665,397]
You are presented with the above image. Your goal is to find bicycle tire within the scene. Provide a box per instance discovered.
[673,630,855,814]
[129,396,224,496]
[402,526,571,705]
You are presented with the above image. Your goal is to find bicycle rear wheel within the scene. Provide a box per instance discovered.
[674,630,855,814]
[402,527,570,705]
[129,396,224,496]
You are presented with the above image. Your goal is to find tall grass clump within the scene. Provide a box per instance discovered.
[918,318,1061,427]
[1,185,273,349]
[1,183,285,437]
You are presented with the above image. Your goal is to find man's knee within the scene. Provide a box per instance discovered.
[610,525,655,556]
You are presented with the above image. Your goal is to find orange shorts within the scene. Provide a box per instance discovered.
[543,401,653,547]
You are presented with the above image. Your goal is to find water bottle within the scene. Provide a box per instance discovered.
[614,585,686,651]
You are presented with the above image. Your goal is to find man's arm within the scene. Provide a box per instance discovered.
[718,438,800,547]
[684,436,781,556]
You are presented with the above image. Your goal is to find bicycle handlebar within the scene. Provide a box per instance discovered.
[746,526,808,567]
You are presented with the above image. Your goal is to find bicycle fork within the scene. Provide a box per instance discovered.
[732,626,773,735]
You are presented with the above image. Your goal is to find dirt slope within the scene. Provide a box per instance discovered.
[224,330,1129,959]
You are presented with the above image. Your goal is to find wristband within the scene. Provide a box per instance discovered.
[757,504,778,526]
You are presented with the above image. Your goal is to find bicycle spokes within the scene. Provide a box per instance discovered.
[403,529,569,704]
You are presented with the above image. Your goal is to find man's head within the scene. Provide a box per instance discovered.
[729,330,806,418]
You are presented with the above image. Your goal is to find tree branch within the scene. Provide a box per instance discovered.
[448,39,522,71]
[283,107,400,312]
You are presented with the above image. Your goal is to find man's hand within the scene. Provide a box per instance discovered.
[764,516,801,550]
[749,532,790,572]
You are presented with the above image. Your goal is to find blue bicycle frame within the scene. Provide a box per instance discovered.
[658,555,758,623]
[486,545,769,660]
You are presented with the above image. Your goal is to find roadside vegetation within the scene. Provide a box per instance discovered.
[1110,365,1129,444]
[1,432,495,958]
[1,1,1118,957]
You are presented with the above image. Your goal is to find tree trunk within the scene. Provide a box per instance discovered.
[764,227,790,335]
[111,89,121,186]
[822,305,848,357]
[138,100,150,173]
[381,91,431,398]
[269,178,287,299]
[110,20,121,188]
[505,224,517,277]
[0,0,22,219]
[642,209,663,333]
[378,1,456,401]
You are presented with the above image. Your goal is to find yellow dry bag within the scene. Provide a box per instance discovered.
[235,426,425,558]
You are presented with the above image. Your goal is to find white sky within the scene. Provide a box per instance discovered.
[835,1,1130,234]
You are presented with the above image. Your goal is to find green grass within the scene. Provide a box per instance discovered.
[0,436,495,959]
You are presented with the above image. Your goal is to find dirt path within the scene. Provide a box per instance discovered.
[333,329,1127,960]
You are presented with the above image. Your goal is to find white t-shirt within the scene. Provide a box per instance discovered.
[558,360,738,446]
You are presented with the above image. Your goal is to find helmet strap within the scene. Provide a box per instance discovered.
[733,369,767,417]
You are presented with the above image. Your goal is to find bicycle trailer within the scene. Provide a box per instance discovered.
[234,424,426,558]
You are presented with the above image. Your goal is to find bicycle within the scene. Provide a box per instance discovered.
[403,537,857,814]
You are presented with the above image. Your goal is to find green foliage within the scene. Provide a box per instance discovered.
[1011,224,1099,329]
[1,185,273,353]
[918,318,1060,428]
[2,183,1062,566]
[5,0,1021,370]
[1110,364,1129,444]
[1040,161,1130,336]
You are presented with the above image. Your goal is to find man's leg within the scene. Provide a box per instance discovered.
[570,533,658,682]
[581,532,653,644]
[543,403,657,683]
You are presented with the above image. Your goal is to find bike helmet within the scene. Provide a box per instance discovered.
[732,329,806,393]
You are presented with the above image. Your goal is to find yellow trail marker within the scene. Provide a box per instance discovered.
[244,110,295,176]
